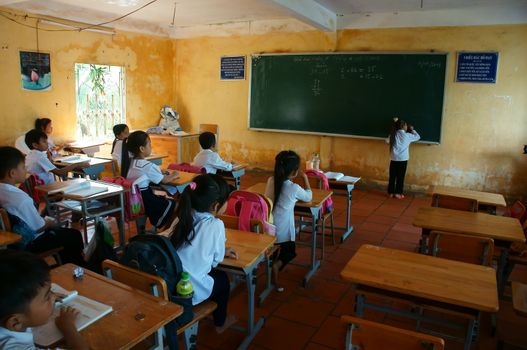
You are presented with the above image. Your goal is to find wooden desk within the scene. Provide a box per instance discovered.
[246,183,332,286]
[413,206,525,295]
[54,156,113,179]
[163,171,199,195]
[341,244,498,350]
[0,230,21,247]
[51,264,182,350]
[430,185,506,210]
[36,179,126,247]
[220,229,275,350]
[63,141,106,157]
[218,163,247,190]
[149,133,200,164]
[94,153,168,167]
[413,206,525,244]
[326,177,360,242]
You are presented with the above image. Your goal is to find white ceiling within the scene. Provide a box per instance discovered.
[2,0,527,38]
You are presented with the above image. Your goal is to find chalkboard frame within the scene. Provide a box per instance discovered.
[247,52,449,144]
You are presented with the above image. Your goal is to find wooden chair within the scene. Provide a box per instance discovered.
[199,124,219,149]
[0,208,63,267]
[218,214,278,305]
[102,259,217,350]
[505,200,527,224]
[511,281,527,317]
[341,315,445,350]
[428,230,495,266]
[431,193,478,212]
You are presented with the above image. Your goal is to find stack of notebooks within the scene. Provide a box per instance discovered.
[49,180,108,199]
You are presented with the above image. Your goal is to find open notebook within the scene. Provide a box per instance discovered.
[55,155,91,164]
[33,283,113,347]
[324,172,361,183]
[48,180,108,198]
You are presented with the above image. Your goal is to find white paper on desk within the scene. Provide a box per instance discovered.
[56,155,91,164]
[49,181,108,198]
[33,283,113,347]
[339,176,361,183]
[324,171,345,180]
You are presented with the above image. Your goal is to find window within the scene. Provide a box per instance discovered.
[75,63,125,140]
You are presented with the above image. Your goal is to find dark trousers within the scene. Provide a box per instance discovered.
[208,269,230,327]
[27,227,85,266]
[388,160,408,195]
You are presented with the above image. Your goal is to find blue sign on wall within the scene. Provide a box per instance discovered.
[456,52,499,83]
[220,56,246,80]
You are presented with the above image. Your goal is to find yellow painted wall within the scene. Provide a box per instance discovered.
[0,10,174,146]
[174,25,527,198]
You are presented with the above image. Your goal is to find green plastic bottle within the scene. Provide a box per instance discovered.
[176,272,193,298]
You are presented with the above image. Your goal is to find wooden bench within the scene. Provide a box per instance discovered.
[341,315,445,350]
[102,259,217,350]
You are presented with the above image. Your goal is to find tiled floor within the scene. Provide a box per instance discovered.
[99,171,527,350]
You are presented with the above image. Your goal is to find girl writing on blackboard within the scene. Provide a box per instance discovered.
[387,118,420,199]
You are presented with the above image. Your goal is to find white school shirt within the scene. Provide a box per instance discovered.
[389,129,420,161]
[14,134,30,155]
[192,149,233,174]
[25,149,56,184]
[0,327,57,350]
[47,136,58,158]
[175,211,226,305]
[0,183,45,233]
[126,158,164,189]
[111,139,124,166]
[265,178,312,244]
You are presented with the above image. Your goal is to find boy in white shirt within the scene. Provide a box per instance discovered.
[0,147,85,265]
[0,250,88,350]
[192,132,233,174]
[25,129,89,184]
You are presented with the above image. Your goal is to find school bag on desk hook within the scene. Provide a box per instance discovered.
[121,234,193,350]
[225,190,276,235]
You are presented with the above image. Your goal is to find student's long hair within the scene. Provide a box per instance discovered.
[389,118,407,151]
[35,118,52,132]
[111,124,128,154]
[120,131,149,177]
[169,174,231,249]
[273,150,300,205]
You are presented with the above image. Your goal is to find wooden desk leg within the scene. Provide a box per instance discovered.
[303,206,321,287]
[340,184,355,242]
[497,249,509,297]
[419,229,431,254]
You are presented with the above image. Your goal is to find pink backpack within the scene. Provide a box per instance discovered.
[168,163,205,174]
[225,190,276,235]
[305,169,334,214]
[101,176,145,222]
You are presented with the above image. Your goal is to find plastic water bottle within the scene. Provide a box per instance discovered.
[313,153,320,171]
[176,272,193,298]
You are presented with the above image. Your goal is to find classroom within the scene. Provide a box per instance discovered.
[0,0,526,349]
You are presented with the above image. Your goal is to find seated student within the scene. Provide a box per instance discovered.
[121,131,179,228]
[25,129,89,184]
[167,174,238,333]
[110,123,130,168]
[35,118,60,159]
[0,147,85,265]
[265,150,312,292]
[0,250,88,350]
[192,132,233,174]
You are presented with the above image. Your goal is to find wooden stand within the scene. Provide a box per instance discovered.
[149,133,201,165]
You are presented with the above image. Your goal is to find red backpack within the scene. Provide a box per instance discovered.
[225,190,276,235]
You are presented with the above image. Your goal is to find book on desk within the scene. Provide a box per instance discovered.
[323,171,361,183]
[33,283,113,347]
[55,155,91,164]
[48,180,108,198]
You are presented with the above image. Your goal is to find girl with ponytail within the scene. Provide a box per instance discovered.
[122,131,179,228]
[264,150,312,292]
[168,174,238,333]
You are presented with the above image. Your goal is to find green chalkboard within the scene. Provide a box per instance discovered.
[249,53,447,143]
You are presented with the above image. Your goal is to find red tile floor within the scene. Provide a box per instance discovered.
[97,171,527,350]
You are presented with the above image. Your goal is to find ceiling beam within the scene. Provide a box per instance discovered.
[270,0,336,32]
